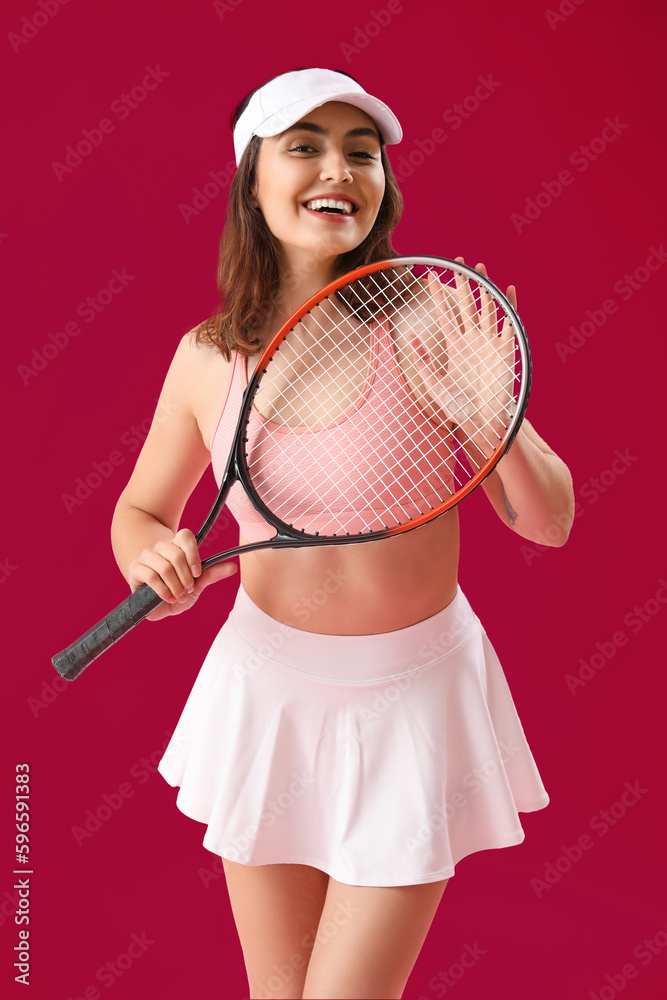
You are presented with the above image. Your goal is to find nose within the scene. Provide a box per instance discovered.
[320,154,353,183]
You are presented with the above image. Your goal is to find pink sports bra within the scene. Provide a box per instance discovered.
[209,315,456,543]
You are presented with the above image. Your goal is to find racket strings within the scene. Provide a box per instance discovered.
[361,266,521,426]
[336,265,520,464]
[251,329,452,526]
[251,299,464,501]
[305,266,517,451]
[251,350,456,533]
[250,352,454,532]
[256,275,514,478]
[249,270,514,528]
[337,266,521,470]
[246,264,523,536]
[251,325,461,529]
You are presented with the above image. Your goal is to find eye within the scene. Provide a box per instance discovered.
[287,144,378,161]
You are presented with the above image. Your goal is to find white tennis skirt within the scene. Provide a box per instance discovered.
[157,584,550,887]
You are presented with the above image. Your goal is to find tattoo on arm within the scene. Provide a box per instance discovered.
[502,489,518,527]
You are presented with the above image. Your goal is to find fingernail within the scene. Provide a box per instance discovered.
[190,564,200,577]
[177,594,187,604]
[186,585,194,594]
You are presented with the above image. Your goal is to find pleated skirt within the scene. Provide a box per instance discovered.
[157,584,549,887]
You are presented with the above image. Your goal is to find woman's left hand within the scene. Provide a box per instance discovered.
[409,257,518,464]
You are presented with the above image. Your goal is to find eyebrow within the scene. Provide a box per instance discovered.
[281,121,382,143]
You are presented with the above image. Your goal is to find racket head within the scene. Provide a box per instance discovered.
[50,257,530,681]
[232,255,531,544]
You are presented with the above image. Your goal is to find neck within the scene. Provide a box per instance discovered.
[272,244,346,321]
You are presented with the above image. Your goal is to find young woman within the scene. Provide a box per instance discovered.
[111,67,575,1000]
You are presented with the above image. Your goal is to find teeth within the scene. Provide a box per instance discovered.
[304,198,354,214]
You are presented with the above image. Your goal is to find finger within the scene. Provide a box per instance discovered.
[423,272,465,355]
[409,335,436,384]
[145,587,200,621]
[440,282,465,335]
[145,601,189,623]
[426,269,464,337]
[132,551,186,604]
[130,555,172,602]
[474,262,499,339]
[154,537,198,595]
[408,336,453,407]
[145,607,174,622]
[451,262,478,335]
[172,528,202,586]
[409,335,433,367]
[192,560,238,596]
[499,284,517,337]
[424,269,453,324]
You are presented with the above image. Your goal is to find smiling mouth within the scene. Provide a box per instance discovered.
[302,201,359,215]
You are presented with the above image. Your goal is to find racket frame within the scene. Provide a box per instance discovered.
[52,255,531,679]
[196,254,532,563]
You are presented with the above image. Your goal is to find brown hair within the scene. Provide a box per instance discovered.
[194,67,404,359]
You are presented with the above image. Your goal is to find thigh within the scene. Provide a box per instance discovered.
[302,876,449,1000]
[222,857,330,1000]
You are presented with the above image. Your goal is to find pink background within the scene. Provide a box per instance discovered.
[3,0,666,997]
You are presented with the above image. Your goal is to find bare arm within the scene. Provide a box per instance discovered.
[111,331,236,619]
[480,417,575,545]
[443,260,574,547]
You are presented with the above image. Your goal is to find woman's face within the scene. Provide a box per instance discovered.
[251,101,386,266]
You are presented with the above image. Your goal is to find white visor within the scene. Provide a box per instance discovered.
[233,67,403,167]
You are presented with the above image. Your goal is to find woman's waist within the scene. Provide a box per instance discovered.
[235,512,460,636]
[227,576,477,685]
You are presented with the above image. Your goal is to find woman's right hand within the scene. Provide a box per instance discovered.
[127,527,238,621]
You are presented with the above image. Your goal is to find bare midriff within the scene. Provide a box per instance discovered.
[235,508,460,634]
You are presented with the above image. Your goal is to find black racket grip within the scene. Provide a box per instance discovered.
[51,583,164,681]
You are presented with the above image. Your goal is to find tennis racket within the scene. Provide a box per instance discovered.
[52,255,531,681]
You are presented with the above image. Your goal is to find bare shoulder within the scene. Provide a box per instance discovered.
[116,324,234,523]
[167,324,235,449]
[170,323,232,380]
